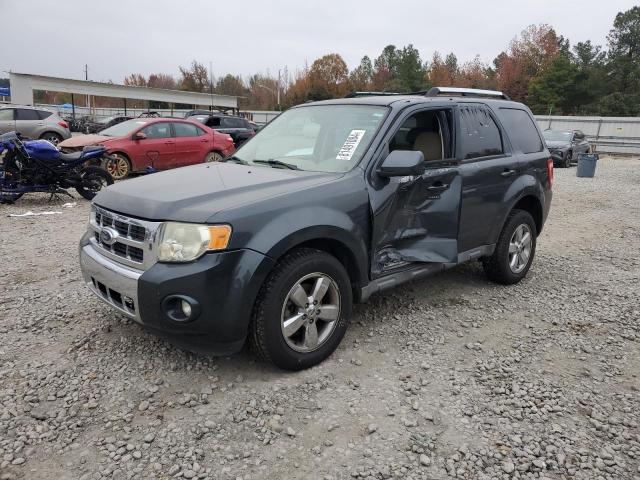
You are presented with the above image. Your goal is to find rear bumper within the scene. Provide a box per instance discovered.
[79,236,275,355]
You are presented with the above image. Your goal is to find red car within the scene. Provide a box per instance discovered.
[59,118,235,179]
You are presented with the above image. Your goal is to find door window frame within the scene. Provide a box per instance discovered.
[456,103,512,164]
[367,105,458,184]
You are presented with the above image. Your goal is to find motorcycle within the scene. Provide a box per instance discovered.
[0,131,114,204]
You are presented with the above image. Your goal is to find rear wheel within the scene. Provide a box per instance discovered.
[76,166,114,200]
[564,150,572,168]
[103,153,131,180]
[205,151,223,163]
[40,132,63,145]
[249,248,352,370]
[483,209,537,285]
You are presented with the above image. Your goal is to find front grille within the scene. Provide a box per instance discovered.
[94,232,144,263]
[95,211,147,242]
[90,206,161,271]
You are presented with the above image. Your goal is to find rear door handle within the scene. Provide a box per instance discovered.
[501,169,516,178]
[427,182,449,193]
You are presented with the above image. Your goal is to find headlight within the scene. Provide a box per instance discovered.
[157,222,231,262]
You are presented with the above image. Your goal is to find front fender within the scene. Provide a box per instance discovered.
[252,206,370,284]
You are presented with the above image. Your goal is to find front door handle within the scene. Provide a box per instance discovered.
[501,169,516,178]
[427,182,449,193]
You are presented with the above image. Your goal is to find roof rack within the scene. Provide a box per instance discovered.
[425,87,511,100]
[345,91,403,98]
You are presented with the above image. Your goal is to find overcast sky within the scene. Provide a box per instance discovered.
[1,0,636,84]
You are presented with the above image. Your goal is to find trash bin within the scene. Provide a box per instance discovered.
[576,153,599,178]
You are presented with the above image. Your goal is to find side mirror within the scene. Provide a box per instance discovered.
[377,150,425,177]
[133,131,146,140]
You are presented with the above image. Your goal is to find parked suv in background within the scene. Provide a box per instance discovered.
[0,105,71,145]
[543,129,591,168]
[79,87,552,370]
[188,113,255,146]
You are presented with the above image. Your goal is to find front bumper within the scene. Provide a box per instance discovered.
[79,238,275,355]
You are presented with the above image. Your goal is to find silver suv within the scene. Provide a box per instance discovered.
[0,105,71,145]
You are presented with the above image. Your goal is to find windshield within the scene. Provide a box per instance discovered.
[97,116,116,124]
[100,119,149,137]
[233,104,388,173]
[543,130,572,142]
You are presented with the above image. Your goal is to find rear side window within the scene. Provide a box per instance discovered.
[38,110,53,119]
[15,109,41,121]
[498,108,543,154]
[459,106,503,160]
[173,122,200,137]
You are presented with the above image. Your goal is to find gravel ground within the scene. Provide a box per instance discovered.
[0,157,639,480]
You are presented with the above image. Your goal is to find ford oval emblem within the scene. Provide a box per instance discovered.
[100,227,118,246]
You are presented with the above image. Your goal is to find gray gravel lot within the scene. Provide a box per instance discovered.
[0,157,639,480]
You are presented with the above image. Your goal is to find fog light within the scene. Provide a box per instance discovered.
[161,295,201,323]
[181,299,192,317]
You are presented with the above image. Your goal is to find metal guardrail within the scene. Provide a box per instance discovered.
[535,115,640,155]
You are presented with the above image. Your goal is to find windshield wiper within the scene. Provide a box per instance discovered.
[225,155,249,165]
[253,159,299,170]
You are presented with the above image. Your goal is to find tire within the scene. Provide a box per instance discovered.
[75,166,114,200]
[204,151,223,163]
[564,150,572,168]
[483,209,537,285]
[40,132,63,145]
[103,153,131,180]
[249,248,352,371]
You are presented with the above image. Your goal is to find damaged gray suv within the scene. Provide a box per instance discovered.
[80,87,553,370]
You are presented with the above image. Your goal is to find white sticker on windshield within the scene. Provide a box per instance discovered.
[336,129,366,161]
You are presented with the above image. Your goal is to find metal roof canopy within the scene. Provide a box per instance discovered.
[9,72,237,109]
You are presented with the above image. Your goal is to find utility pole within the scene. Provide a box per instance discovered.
[277,69,281,111]
[84,64,90,111]
[209,61,214,111]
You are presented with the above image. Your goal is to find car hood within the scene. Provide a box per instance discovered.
[93,162,340,223]
[59,134,113,148]
[545,140,570,149]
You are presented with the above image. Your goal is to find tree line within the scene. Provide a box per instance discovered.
[23,6,640,116]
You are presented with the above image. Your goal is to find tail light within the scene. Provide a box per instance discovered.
[58,121,69,129]
[547,157,554,188]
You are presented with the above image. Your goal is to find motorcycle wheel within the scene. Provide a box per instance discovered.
[75,166,114,201]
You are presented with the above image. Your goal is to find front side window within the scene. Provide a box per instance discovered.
[142,122,172,139]
[459,106,503,160]
[15,109,41,121]
[390,109,453,162]
[0,109,13,121]
[233,104,388,173]
[499,108,543,154]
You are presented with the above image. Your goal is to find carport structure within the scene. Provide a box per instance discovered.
[8,72,238,117]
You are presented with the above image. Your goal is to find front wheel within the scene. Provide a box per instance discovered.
[103,154,131,180]
[564,150,572,168]
[249,248,352,370]
[76,166,114,200]
[483,209,537,285]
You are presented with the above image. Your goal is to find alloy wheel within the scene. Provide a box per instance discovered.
[106,156,129,180]
[508,224,532,273]
[280,272,341,353]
